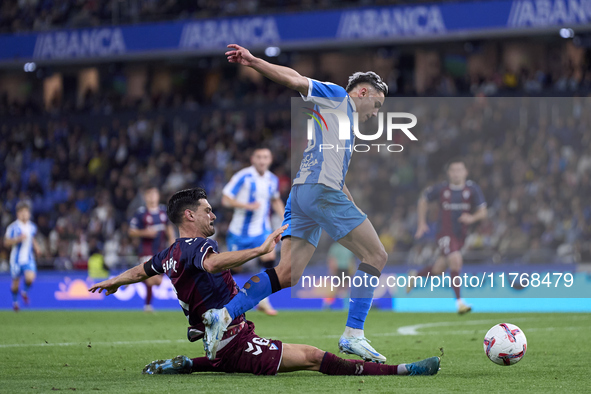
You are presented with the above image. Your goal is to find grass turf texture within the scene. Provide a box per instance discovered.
[1,311,589,393]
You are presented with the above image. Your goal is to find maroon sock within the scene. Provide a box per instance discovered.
[450,270,461,299]
[417,266,432,277]
[190,357,219,372]
[145,284,153,305]
[319,352,399,375]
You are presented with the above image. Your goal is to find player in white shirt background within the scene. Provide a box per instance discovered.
[222,147,285,315]
[4,201,41,312]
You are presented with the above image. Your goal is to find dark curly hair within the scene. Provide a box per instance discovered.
[345,71,388,95]
[167,187,207,225]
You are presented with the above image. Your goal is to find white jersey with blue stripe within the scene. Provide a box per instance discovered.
[5,220,37,265]
[223,166,280,238]
[293,78,356,190]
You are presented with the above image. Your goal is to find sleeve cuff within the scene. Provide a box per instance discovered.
[299,77,313,101]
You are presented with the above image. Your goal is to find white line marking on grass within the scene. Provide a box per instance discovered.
[397,319,500,336]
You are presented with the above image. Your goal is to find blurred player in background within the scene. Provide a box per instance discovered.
[323,242,356,309]
[89,188,440,377]
[411,159,487,314]
[203,44,390,363]
[129,185,176,312]
[4,201,40,312]
[222,147,284,316]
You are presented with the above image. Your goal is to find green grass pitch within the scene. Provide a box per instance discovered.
[1,310,589,393]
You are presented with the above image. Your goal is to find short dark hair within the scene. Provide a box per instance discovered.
[445,158,466,171]
[16,201,31,212]
[143,184,159,193]
[167,188,207,225]
[251,146,272,156]
[346,71,388,95]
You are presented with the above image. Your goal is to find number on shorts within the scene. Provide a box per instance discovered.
[438,236,451,254]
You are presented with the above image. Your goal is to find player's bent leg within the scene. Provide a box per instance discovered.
[275,236,317,288]
[10,277,20,312]
[143,274,162,312]
[256,251,279,316]
[338,219,388,272]
[279,344,440,376]
[448,252,471,314]
[336,219,387,363]
[278,343,325,372]
[21,269,35,305]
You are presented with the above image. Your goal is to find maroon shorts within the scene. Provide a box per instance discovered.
[437,235,464,256]
[214,320,283,375]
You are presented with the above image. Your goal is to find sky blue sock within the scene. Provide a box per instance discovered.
[225,271,273,320]
[346,269,379,330]
[11,290,18,303]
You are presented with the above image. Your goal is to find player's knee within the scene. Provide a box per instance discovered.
[276,265,293,289]
[448,253,462,270]
[367,246,388,270]
[307,347,325,367]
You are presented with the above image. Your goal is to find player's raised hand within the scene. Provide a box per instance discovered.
[89,279,120,296]
[458,213,475,225]
[259,224,289,255]
[415,222,429,239]
[226,44,256,66]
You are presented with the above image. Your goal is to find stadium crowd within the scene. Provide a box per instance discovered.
[1,0,454,33]
[1,65,590,272]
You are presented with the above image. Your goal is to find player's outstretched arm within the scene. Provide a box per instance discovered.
[202,224,288,274]
[88,264,149,295]
[226,44,308,95]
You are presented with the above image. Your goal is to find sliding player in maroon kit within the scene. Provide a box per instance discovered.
[129,186,176,312]
[90,188,440,377]
[410,159,487,314]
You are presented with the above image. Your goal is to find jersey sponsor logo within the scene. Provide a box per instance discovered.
[337,6,446,38]
[442,202,470,210]
[507,0,591,28]
[33,28,126,60]
[179,17,280,49]
[269,343,279,351]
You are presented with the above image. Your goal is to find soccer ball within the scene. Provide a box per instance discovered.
[483,323,527,366]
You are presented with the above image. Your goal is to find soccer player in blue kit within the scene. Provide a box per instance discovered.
[4,201,41,312]
[222,147,284,315]
[203,44,391,363]
[89,188,440,377]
